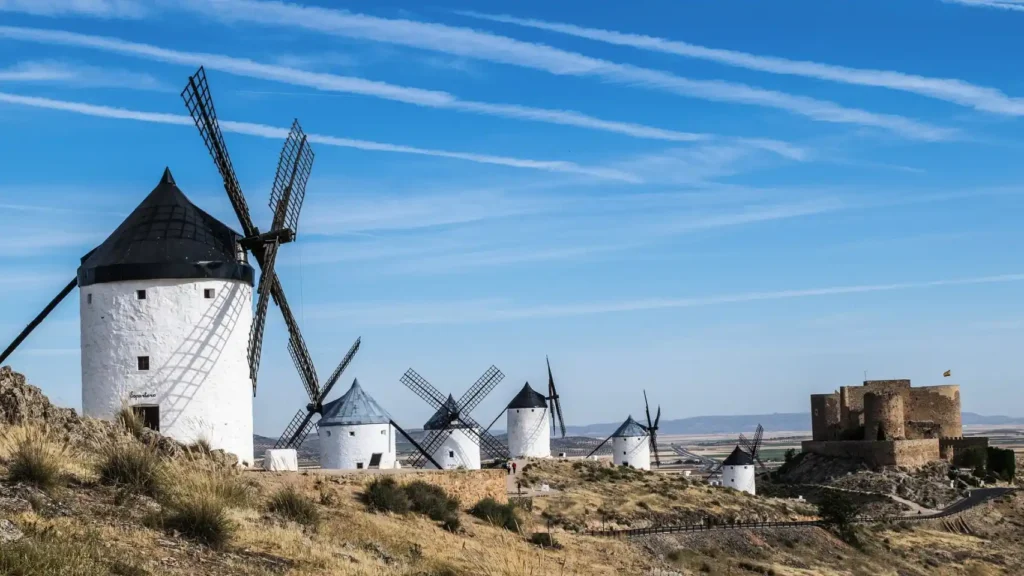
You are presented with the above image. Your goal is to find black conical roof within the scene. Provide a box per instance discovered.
[507,381,547,409]
[424,394,470,430]
[722,446,754,466]
[78,168,254,287]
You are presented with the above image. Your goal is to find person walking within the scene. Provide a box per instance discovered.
[512,461,517,475]
[506,461,512,476]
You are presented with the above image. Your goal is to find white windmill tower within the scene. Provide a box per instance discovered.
[317,379,397,470]
[584,391,661,471]
[399,366,510,470]
[505,382,551,459]
[675,424,765,495]
[0,67,320,467]
[720,446,757,495]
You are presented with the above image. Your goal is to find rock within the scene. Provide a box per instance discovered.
[0,519,23,543]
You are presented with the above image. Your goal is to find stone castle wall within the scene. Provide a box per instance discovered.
[939,436,989,462]
[811,393,841,441]
[864,391,905,441]
[906,385,962,438]
[801,439,940,468]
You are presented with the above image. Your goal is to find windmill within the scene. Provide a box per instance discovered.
[400,366,510,469]
[672,424,765,495]
[181,65,317,396]
[272,337,361,449]
[545,356,567,438]
[738,423,768,474]
[582,390,660,470]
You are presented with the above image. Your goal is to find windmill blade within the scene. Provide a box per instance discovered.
[287,337,319,403]
[585,434,615,458]
[390,420,442,469]
[0,277,77,366]
[546,356,566,438]
[269,120,314,236]
[484,408,505,434]
[271,281,317,397]
[670,445,720,469]
[316,337,361,404]
[248,240,279,393]
[654,405,661,429]
[739,433,753,454]
[455,365,504,417]
[400,368,449,411]
[274,407,316,449]
[643,390,653,430]
[650,431,661,468]
[751,424,764,460]
[471,426,510,460]
[183,66,319,399]
[411,428,454,468]
[181,66,256,238]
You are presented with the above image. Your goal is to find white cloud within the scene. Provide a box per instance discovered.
[461,11,1024,117]
[0,26,795,150]
[0,60,170,91]
[942,0,1024,11]
[316,273,1024,324]
[0,91,640,181]
[0,0,147,18]
[168,0,955,140]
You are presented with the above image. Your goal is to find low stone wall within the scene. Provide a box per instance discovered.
[939,436,989,462]
[308,468,507,507]
[801,439,940,468]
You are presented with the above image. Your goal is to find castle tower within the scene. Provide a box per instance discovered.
[79,169,255,464]
[864,391,905,441]
[317,379,396,470]
[424,395,481,470]
[506,382,551,459]
[611,415,650,470]
[720,446,756,495]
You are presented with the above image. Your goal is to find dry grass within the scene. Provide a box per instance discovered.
[96,440,164,497]
[115,404,145,439]
[0,425,72,491]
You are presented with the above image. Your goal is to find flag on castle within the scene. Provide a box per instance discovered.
[943,370,951,377]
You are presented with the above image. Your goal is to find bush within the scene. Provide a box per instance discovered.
[97,441,163,497]
[362,477,410,514]
[817,490,861,544]
[1,426,68,491]
[163,493,234,549]
[267,486,320,526]
[470,497,521,532]
[0,527,110,576]
[115,405,145,439]
[405,481,458,521]
[528,532,560,549]
[169,462,253,509]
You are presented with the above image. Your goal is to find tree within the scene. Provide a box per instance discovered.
[817,491,862,543]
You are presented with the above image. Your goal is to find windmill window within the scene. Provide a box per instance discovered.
[325,430,331,437]
[448,450,455,458]
[349,431,355,437]
[356,462,364,469]
[380,430,386,435]
[204,288,215,299]
[87,294,92,305]
[136,290,146,300]
[137,356,150,371]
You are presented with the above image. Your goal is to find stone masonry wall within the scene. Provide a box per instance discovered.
[811,393,841,441]
[864,391,905,441]
[939,437,989,462]
[801,439,940,468]
[907,385,962,439]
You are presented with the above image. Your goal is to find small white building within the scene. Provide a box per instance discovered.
[317,379,396,470]
[506,382,550,459]
[611,415,651,470]
[720,446,756,495]
[79,169,255,465]
[424,395,481,470]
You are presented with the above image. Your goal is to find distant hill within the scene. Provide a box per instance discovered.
[962,412,1024,426]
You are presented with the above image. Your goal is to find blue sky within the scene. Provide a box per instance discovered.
[1,0,1023,436]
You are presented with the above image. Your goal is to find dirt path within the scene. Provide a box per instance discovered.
[504,458,559,497]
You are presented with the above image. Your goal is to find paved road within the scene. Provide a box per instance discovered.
[925,487,1016,518]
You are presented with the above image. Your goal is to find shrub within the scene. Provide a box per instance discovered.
[470,497,521,532]
[163,493,234,548]
[405,481,459,521]
[188,438,213,456]
[267,486,320,527]
[168,462,253,509]
[0,527,110,576]
[362,477,410,514]
[817,490,862,544]
[528,532,560,549]
[1,426,68,491]
[97,441,163,497]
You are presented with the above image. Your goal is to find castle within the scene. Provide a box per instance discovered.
[802,379,987,468]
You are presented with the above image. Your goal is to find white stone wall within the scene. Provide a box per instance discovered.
[427,428,481,470]
[318,422,396,470]
[612,435,651,470]
[721,464,756,495]
[80,278,254,465]
[507,407,551,458]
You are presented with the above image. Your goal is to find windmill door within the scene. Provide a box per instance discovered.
[132,406,160,432]
[368,453,382,469]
